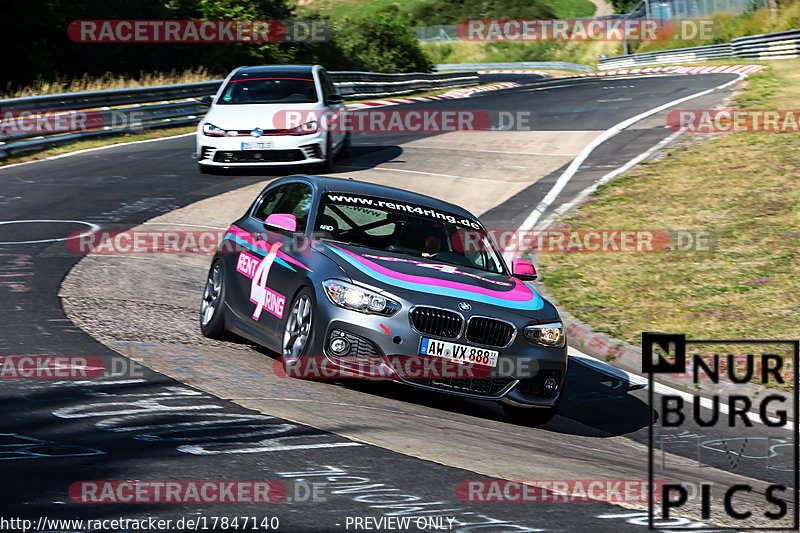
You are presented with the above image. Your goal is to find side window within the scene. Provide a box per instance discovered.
[319,70,336,100]
[253,184,291,221]
[273,183,313,232]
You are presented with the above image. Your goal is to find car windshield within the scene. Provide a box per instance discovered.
[315,193,507,275]
[218,77,318,104]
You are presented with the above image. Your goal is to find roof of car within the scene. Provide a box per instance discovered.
[288,175,479,221]
[231,65,317,81]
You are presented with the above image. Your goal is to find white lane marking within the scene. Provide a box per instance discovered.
[0,219,101,245]
[337,165,518,184]
[0,132,195,173]
[533,129,682,232]
[517,74,744,232]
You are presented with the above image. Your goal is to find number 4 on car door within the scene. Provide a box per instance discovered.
[249,241,285,320]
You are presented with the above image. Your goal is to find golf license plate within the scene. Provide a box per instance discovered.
[419,338,499,367]
[241,141,273,150]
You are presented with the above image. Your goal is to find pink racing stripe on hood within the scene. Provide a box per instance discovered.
[331,244,536,302]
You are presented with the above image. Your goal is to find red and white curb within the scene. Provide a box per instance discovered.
[477,70,554,78]
[346,82,519,110]
[564,64,768,78]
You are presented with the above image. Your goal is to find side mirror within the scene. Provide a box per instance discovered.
[325,93,344,105]
[265,213,297,233]
[199,95,213,106]
[512,259,537,281]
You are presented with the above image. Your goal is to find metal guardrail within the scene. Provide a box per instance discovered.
[0,71,479,159]
[598,27,800,69]
[436,62,596,72]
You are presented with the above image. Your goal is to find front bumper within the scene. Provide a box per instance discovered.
[307,295,568,407]
[197,133,325,166]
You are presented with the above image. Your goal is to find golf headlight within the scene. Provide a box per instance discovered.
[322,279,400,315]
[202,123,228,137]
[523,322,565,347]
[289,121,318,135]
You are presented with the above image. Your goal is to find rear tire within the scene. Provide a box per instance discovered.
[200,259,228,339]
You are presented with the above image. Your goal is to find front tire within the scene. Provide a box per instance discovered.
[319,135,335,173]
[200,259,227,339]
[336,133,351,160]
[281,287,315,373]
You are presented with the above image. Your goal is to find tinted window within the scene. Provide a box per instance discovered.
[275,183,313,232]
[253,184,291,221]
[319,70,336,100]
[219,77,318,104]
[254,182,313,232]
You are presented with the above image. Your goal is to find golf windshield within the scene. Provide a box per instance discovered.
[316,193,507,275]
[219,77,318,104]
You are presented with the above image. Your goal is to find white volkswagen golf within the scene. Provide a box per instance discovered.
[196,65,350,174]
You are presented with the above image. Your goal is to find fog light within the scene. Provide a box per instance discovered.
[543,377,558,394]
[330,338,350,355]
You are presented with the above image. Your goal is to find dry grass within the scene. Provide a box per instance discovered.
[2,68,221,99]
[538,59,800,346]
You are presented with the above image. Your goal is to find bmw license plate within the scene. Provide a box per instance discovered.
[419,338,499,367]
[241,141,273,150]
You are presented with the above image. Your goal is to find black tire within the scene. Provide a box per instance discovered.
[281,287,316,374]
[319,134,335,173]
[200,259,228,339]
[335,133,351,160]
[198,164,214,175]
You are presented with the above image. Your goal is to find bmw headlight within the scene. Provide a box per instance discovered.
[202,123,228,137]
[322,279,400,316]
[523,322,565,347]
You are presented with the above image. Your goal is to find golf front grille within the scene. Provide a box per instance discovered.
[212,149,305,163]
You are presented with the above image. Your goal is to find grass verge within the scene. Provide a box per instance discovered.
[538,59,800,347]
[2,68,220,100]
